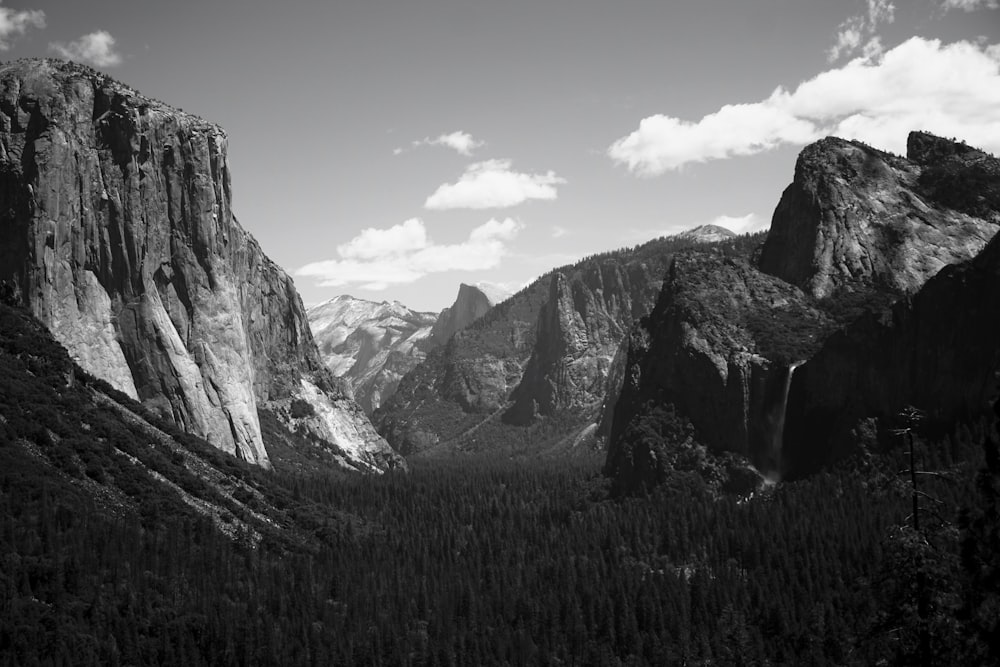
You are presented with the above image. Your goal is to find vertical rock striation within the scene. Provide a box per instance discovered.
[0,59,401,471]
[504,260,655,424]
[603,252,828,491]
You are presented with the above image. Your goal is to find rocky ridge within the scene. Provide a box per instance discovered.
[0,59,402,472]
[605,132,1000,492]
[759,134,996,299]
[375,234,741,457]
[677,224,737,243]
[783,228,1000,476]
[307,295,437,414]
[426,282,508,349]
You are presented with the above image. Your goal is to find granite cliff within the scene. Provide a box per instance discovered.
[308,295,436,414]
[374,234,744,457]
[783,207,1000,477]
[0,59,402,472]
[503,260,661,426]
[606,133,1000,491]
[759,134,996,299]
[603,250,830,491]
[426,282,507,349]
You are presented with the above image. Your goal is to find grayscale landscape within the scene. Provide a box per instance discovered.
[1,1,999,664]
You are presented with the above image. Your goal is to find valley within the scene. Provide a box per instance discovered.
[1,48,999,666]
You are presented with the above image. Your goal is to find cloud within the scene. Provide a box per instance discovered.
[337,217,427,260]
[829,0,895,62]
[50,30,122,67]
[942,0,998,10]
[296,218,523,290]
[608,37,1000,175]
[425,159,566,210]
[396,130,485,156]
[0,4,45,51]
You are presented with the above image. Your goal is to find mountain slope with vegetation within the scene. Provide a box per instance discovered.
[0,58,401,473]
[375,233,761,458]
[606,132,1000,493]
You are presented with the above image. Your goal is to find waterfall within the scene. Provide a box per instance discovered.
[768,361,803,482]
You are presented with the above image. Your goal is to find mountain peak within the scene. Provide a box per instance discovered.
[677,224,737,243]
[759,132,999,299]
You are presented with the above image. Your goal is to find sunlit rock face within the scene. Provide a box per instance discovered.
[308,295,437,414]
[0,58,402,472]
[759,134,997,299]
[676,224,736,244]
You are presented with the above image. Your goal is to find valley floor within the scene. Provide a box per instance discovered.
[2,423,997,665]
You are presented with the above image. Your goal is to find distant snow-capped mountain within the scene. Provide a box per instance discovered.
[308,284,511,415]
[308,296,438,414]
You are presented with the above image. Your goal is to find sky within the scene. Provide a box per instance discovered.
[1,0,998,311]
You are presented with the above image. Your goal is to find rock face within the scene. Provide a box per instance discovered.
[375,235,713,456]
[604,251,829,491]
[308,295,437,414]
[503,260,657,425]
[677,224,737,244]
[759,135,996,299]
[783,230,1000,476]
[0,59,402,472]
[426,282,506,349]
[605,132,1000,492]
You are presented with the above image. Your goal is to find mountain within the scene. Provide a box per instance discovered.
[605,132,1000,493]
[677,224,737,243]
[783,220,1000,477]
[0,300,359,548]
[759,133,997,299]
[0,59,402,473]
[426,282,509,349]
[375,233,759,457]
[307,295,437,414]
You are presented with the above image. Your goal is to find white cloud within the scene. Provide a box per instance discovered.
[337,218,428,260]
[396,130,485,156]
[551,225,570,238]
[50,30,122,67]
[296,218,523,290]
[609,37,1000,175]
[0,4,45,51]
[425,159,566,210]
[942,0,998,10]
[829,0,895,62]
[426,131,485,156]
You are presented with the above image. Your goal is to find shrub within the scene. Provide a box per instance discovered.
[290,399,316,419]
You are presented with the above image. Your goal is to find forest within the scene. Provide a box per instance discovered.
[2,409,998,665]
[0,298,998,665]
